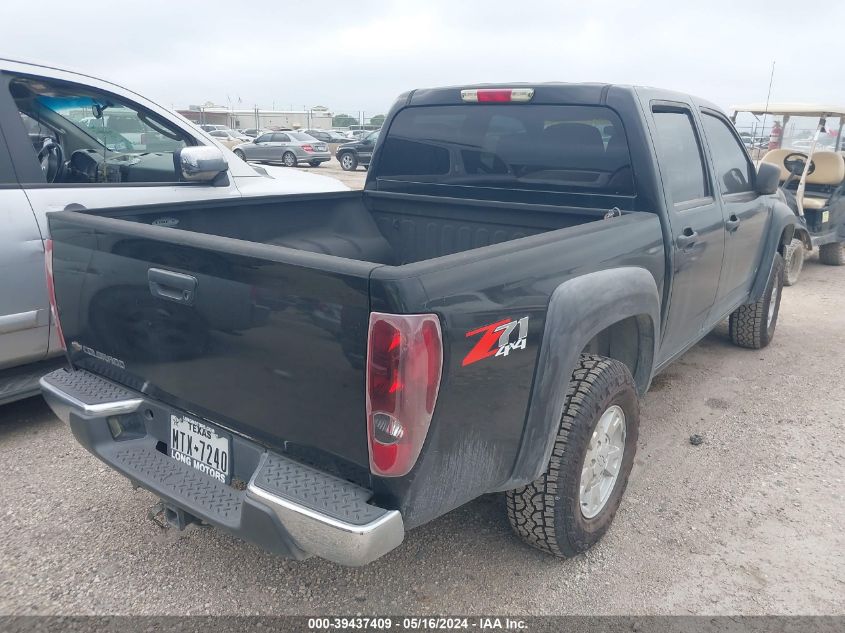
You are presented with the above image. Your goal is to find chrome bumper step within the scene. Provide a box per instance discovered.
[39,368,404,566]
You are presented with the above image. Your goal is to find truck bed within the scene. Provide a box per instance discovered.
[98,190,613,265]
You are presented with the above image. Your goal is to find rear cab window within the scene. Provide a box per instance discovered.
[376,104,635,205]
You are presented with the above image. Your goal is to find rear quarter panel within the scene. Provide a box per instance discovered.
[369,212,665,527]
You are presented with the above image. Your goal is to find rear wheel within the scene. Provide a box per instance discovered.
[233,149,245,161]
[819,242,844,266]
[783,238,805,286]
[729,252,783,349]
[506,355,639,558]
[339,152,358,171]
[282,152,297,168]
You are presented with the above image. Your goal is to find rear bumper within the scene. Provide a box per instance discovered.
[301,152,331,162]
[40,368,404,566]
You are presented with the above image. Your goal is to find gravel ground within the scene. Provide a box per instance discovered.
[0,248,842,616]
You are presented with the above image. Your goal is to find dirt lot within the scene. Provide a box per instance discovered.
[260,159,368,189]
[0,194,842,614]
[315,159,368,188]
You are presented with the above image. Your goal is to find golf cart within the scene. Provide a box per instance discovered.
[731,103,845,285]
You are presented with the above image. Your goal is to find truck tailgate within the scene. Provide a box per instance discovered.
[47,211,377,470]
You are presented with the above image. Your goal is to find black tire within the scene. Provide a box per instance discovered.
[506,355,639,558]
[819,242,844,266]
[729,252,784,349]
[783,238,805,286]
[282,152,297,168]
[233,149,245,161]
[339,152,358,171]
[309,161,321,167]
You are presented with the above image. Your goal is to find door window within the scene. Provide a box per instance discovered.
[9,75,193,185]
[701,113,754,194]
[255,134,273,143]
[652,110,710,204]
[273,133,291,142]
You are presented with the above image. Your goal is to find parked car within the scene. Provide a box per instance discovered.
[233,131,331,167]
[41,83,796,566]
[0,57,346,405]
[737,131,754,148]
[336,129,379,170]
[240,128,269,138]
[208,129,250,149]
[303,129,350,143]
[198,124,227,133]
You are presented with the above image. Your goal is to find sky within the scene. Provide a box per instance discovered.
[1,0,842,119]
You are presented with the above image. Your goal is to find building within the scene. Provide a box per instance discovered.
[177,105,334,131]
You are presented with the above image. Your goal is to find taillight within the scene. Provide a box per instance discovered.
[366,313,443,477]
[460,88,535,103]
[302,144,314,152]
[44,239,66,351]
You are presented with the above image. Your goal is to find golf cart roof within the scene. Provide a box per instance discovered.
[731,102,845,117]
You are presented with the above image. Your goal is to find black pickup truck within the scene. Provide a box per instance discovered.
[41,83,796,566]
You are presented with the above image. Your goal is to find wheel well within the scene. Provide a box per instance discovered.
[777,224,801,254]
[794,228,812,251]
[580,315,654,395]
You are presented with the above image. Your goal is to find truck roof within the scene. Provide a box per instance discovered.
[403,82,723,114]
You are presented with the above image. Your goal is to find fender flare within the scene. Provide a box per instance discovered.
[749,200,797,303]
[794,226,812,251]
[500,267,661,489]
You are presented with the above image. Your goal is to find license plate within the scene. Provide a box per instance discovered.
[170,414,230,483]
[315,144,326,151]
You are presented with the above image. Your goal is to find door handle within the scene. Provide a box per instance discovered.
[676,228,699,249]
[148,268,197,305]
[725,215,741,232]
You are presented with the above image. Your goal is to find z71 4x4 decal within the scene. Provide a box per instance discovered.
[462,317,529,366]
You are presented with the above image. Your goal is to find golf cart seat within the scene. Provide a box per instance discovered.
[761,149,844,209]
[760,149,795,182]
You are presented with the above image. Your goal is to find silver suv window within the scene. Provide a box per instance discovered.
[9,76,193,185]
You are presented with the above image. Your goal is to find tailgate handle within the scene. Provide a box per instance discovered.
[148,268,197,305]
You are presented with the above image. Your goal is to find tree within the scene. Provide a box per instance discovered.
[369,114,386,127]
[332,113,358,128]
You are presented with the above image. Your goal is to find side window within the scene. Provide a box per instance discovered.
[255,134,272,143]
[274,133,291,142]
[652,110,710,204]
[701,113,753,194]
[8,75,192,185]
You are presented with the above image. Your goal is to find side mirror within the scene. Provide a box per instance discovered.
[756,161,781,195]
[176,146,228,183]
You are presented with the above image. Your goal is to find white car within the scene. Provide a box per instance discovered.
[208,128,251,149]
